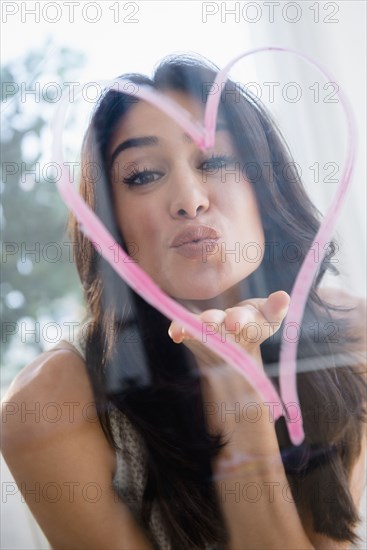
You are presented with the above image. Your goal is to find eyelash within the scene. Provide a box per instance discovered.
[121,154,238,187]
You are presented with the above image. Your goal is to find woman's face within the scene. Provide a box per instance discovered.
[107,90,265,307]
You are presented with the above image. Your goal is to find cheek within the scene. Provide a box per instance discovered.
[220,179,263,229]
[114,199,161,251]
[112,193,142,248]
[113,201,133,243]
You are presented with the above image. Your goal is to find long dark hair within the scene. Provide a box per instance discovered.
[68,54,366,549]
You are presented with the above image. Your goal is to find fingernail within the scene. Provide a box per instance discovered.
[168,326,184,344]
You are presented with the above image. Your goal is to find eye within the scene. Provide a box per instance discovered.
[122,167,163,187]
[200,154,238,173]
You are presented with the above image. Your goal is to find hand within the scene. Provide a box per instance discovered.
[168,290,290,368]
[168,290,291,461]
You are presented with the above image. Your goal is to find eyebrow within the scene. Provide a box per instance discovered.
[109,122,229,167]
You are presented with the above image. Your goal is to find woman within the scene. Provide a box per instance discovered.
[2,53,366,549]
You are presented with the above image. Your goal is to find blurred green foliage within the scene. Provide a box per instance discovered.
[1,40,87,383]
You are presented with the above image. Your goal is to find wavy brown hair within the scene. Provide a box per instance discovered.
[67,54,366,549]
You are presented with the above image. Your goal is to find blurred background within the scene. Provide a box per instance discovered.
[1,1,366,548]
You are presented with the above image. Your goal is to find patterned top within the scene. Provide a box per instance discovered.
[54,337,219,550]
[108,406,173,549]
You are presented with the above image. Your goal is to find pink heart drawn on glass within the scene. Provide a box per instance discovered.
[52,46,357,446]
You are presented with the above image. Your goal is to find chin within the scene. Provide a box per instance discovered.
[167,280,232,303]
[179,288,221,301]
[169,288,218,301]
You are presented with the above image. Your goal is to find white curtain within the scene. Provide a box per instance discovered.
[242,1,366,297]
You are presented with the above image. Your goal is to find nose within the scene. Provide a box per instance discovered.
[169,166,210,219]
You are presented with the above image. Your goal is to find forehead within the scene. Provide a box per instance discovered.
[108,90,233,157]
[114,91,204,137]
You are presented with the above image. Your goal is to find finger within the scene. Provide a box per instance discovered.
[259,290,290,324]
[168,320,188,343]
[168,309,226,344]
[234,291,290,326]
[222,304,257,333]
[222,304,269,346]
[255,291,290,340]
[222,291,290,344]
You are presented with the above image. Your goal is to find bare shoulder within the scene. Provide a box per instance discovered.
[0,347,155,548]
[2,343,90,408]
[1,343,116,475]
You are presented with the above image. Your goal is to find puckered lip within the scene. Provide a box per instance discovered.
[170,224,221,248]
